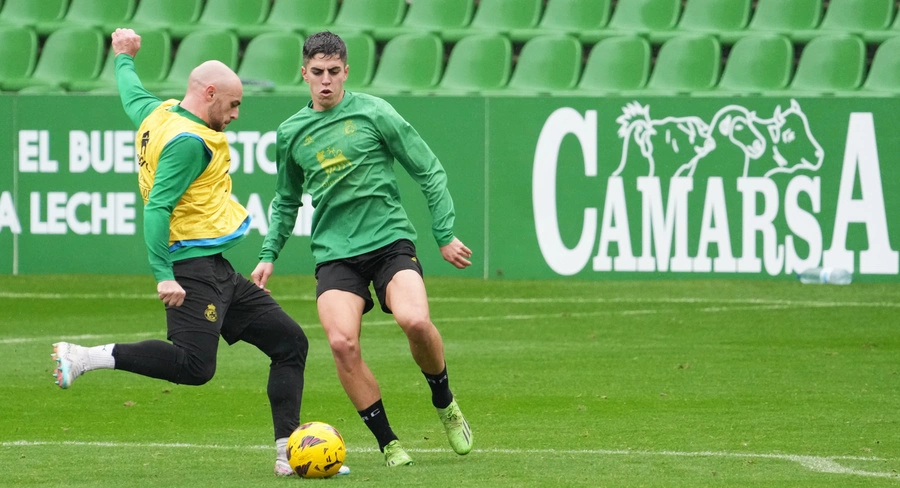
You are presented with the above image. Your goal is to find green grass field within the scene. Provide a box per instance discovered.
[1,274,898,487]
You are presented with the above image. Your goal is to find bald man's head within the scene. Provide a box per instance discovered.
[180,60,243,132]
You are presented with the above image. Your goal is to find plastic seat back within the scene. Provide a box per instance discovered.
[70,28,171,91]
[374,0,474,39]
[790,34,865,92]
[439,34,512,92]
[507,34,582,92]
[25,26,104,89]
[646,34,721,93]
[162,30,239,86]
[0,25,37,84]
[862,36,900,92]
[748,0,823,32]
[0,0,68,27]
[718,34,793,93]
[678,0,751,34]
[238,31,305,89]
[190,0,270,37]
[402,0,473,31]
[331,0,406,31]
[340,31,376,89]
[37,0,136,33]
[370,33,444,92]
[239,0,338,37]
[608,0,681,32]
[818,0,894,32]
[128,0,203,39]
[578,36,650,93]
[512,0,611,42]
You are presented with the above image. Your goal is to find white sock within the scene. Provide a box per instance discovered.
[86,344,116,370]
[276,437,289,460]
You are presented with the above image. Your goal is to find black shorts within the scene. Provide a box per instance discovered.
[168,254,282,344]
[314,239,424,314]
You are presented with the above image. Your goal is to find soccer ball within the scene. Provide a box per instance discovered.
[286,421,346,478]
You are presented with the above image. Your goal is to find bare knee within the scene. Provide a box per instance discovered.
[328,334,361,363]
[397,315,434,342]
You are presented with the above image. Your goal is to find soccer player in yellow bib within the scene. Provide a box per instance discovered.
[252,31,474,467]
[50,28,344,478]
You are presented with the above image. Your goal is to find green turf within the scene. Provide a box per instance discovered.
[1,275,898,487]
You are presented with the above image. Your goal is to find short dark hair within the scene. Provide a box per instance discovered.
[303,31,347,64]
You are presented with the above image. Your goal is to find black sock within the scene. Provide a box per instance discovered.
[423,365,453,409]
[358,399,398,451]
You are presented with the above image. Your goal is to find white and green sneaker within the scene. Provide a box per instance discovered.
[437,399,473,455]
[52,342,87,389]
[383,440,414,467]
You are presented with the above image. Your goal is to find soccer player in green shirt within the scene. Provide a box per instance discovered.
[252,31,474,467]
[50,28,342,478]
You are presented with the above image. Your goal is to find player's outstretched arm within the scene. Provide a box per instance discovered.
[440,237,472,269]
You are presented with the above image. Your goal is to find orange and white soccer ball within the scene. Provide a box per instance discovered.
[286,421,346,478]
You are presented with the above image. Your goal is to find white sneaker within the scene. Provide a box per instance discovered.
[274,458,293,476]
[274,459,350,477]
[52,342,87,389]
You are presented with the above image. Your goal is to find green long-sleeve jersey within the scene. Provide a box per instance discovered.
[115,54,244,281]
[259,91,456,265]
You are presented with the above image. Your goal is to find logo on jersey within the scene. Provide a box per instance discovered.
[204,304,217,322]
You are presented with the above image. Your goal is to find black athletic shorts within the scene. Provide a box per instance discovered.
[168,254,282,344]
[314,239,424,314]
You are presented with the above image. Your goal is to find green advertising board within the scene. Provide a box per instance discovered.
[1,93,898,282]
[488,97,900,282]
[0,96,14,274]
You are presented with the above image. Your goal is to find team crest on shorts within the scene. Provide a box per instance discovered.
[204,304,217,322]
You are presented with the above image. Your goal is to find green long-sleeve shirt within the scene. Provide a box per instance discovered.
[259,91,456,265]
[115,54,244,281]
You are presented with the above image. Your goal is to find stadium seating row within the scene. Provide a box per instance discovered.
[2,25,899,97]
[3,0,900,44]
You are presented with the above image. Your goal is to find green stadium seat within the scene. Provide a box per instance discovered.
[644,34,721,94]
[574,36,651,94]
[239,0,337,38]
[340,31,376,90]
[437,33,512,93]
[323,0,406,40]
[606,0,681,40]
[142,30,239,96]
[860,36,900,94]
[373,0,474,40]
[69,29,171,93]
[0,25,37,90]
[504,34,582,94]
[510,0,611,43]
[673,0,752,43]
[747,0,823,38]
[36,0,136,35]
[127,0,203,39]
[442,0,543,42]
[1,26,104,92]
[238,32,305,93]
[787,34,865,93]
[816,0,896,42]
[368,33,444,94]
[170,0,270,40]
[0,0,68,29]
[716,34,793,94]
